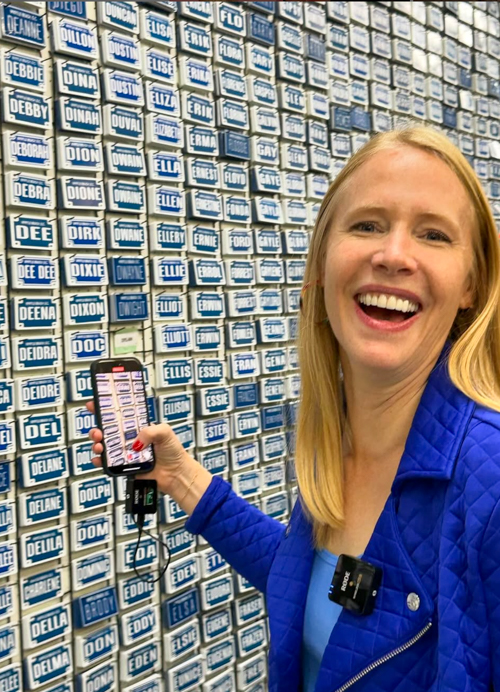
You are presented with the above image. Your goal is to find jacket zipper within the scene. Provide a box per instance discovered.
[332,621,433,692]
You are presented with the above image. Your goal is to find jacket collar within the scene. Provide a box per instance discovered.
[391,340,475,492]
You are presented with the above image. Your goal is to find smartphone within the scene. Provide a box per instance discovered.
[90,357,156,477]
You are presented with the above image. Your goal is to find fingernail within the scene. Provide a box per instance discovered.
[132,440,144,452]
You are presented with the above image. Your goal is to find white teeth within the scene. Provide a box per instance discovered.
[357,292,420,313]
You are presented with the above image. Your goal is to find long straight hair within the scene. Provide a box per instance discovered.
[295,126,500,550]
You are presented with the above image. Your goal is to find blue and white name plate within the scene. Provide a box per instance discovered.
[184,125,218,155]
[179,56,214,92]
[10,256,58,290]
[8,215,55,250]
[106,179,145,213]
[18,486,66,528]
[102,68,144,106]
[24,643,73,691]
[140,9,175,48]
[107,219,145,250]
[148,150,183,182]
[56,136,103,171]
[18,448,68,490]
[178,1,213,22]
[97,1,139,33]
[62,255,108,286]
[143,45,175,84]
[55,58,100,99]
[148,185,185,217]
[178,20,213,57]
[51,17,98,59]
[103,103,143,140]
[6,172,54,210]
[64,330,109,363]
[156,358,194,388]
[0,48,45,92]
[59,216,104,249]
[102,30,141,72]
[187,225,219,254]
[20,524,67,568]
[190,291,225,320]
[0,5,45,48]
[72,550,114,593]
[145,113,183,148]
[57,96,102,134]
[2,87,51,130]
[105,143,145,177]
[21,601,71,649]
[59,176,105,210]
[3,131,52,169]
[167,656,204,692]
[70,513,112,552]
[74,623,118,668]
[146,82,180,117]
[16,376,63,412]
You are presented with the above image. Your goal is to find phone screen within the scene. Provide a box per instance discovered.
[95,367,154,473]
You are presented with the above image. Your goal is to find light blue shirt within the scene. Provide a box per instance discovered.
[302,548,343,692]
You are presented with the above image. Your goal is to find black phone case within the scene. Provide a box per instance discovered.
[90,357,155,477]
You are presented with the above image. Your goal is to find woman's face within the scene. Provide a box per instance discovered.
[322,145,476,376]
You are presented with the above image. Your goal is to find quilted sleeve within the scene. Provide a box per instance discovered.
[184,474,286,593]
[479,495,500,688]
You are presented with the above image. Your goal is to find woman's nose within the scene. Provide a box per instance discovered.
[371,228,418,274]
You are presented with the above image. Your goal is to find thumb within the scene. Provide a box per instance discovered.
[131,423,173,451]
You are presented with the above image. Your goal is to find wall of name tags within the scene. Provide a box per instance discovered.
[0,1,500,691]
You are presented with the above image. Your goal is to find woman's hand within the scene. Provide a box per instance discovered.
[86,400,191,495]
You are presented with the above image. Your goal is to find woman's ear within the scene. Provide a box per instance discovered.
[459,273,475,311]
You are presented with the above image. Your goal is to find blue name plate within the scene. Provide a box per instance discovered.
[76,660,116,692]
[149,150,183,182]
[163,587,199,629]
[1,5,45,48]
[13,336,60,371]
[234,381,260,409]
[48,2,87,19]
[118,574,155,610]
[146,82,179,116]
[55,60,100,98]
[73,586,118,629]
[71,514,112,551]
[0,380,13,414]
[110,293,148,322]
[109,257,146,285]
[66,369,92,402]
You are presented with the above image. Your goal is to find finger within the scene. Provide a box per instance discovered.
[86,401,95,414]
[92,443,103,455]
[131,423,172,451]
[92,456,102,468]
[89,428,103,443]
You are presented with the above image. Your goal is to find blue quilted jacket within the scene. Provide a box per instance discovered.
[185,343,500,691]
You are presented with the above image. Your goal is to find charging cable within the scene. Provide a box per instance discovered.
[126,477,172,584]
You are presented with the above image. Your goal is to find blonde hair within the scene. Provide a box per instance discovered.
[295,126,500,550]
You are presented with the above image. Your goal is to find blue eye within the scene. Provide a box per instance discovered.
[352,222,378,232]
[426,230,451,243]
